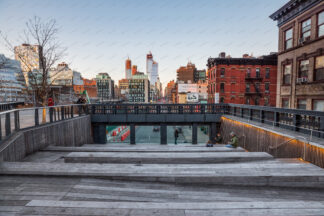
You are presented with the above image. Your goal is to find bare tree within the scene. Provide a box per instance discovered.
[1,16,67,106]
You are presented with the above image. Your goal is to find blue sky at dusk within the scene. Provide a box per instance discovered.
[0,0,287,85]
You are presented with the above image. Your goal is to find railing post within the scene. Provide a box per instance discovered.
[192,123,197,145]
[135,106,139,114]
[240,108,244,118]
[233,107,236,116]
[319,116,324,138]
[201,105,205,114]
[91,105,95,115]
[0,115,2,141]
[61,107,65,120]
[249,109,253,120]
[156,105,161,114]
[49,107,54,123]
[5,113,11,136]
[260,110,264,123]
[35,109,39,126]
[293,114,301,131]
[14,111,20,131]
[71,106,74,118]
[274,112,279,127]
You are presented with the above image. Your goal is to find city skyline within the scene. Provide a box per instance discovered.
[0,0,287,85]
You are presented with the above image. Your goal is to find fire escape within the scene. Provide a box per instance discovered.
[245,70,263,104]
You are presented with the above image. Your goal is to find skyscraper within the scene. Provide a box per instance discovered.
[146,52,159,85]
[125,58,132,79]
[131,65,137,76]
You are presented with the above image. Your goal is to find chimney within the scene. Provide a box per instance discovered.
[219,52,226,58]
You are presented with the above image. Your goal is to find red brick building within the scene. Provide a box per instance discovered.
[207,53,278,106]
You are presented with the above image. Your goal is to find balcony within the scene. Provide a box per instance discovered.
[245,89,262,96]
[245,74,263,81]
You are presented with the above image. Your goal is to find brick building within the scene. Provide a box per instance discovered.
[270,0,324,111]
[177,62,196,83]
[207,53,277,106]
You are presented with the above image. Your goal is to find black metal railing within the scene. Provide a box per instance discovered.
[0,104,89,144]
[0,102,25,112]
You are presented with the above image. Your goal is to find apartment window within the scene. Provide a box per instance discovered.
[231,83,236,93]
[254,97,259,106]
[220,68,225,77]
[315,56,324,81]
[299,59,309,78]
[313,100,324,111]
[220,83,225,93]
[220,97,224,103]
[285,28,293,50]
[283,64,292,84]
[297,99,307,110]
[255,83,260,92]
[282,98,289,108]
[318,11,324,37]
[301,18,311,39]
[256,68,260,78]
[265,68,270,79]
[265,82,270,93]
[247,68,251,78]
[246,83,250,93]
[245,97,250,105]
[264,97,269,106]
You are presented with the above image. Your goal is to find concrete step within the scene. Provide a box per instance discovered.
[1,161,324,188]
[63,152,272,164]
[44,145,245,153]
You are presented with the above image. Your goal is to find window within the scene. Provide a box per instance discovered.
[254,97,259,106]
[220,83,225,93]
[301,18,311,39]
[282,98,289,108]
[315,56,324,81]
[285,28,293,50]
[297,99,307,110]
[256,68,260,78]
[231,83,236,93]
[313,100,324,111]
[264,97,269,106]
[220,97,224,103]
[265,68,270,79]
[283,64,292,84]
[246,83,250,93]
[245,97,250,105]
[247,68,251,78]
[265,82,270,93]
[220,68,225,77]
[299,59,309,78]
[318,11,324,37]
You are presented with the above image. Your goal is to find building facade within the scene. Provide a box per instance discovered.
[270,0,324,111]
[146,52,159,86]
[177,62,196,83]
[207,53,278,106]
[96,73,114,101]
[128,74,150,103]
[164,80,176,103]
[0,54,26,102]
[125,58,132,79]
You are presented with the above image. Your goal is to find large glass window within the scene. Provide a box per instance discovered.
[282,98,289,108]
[297,99,307,110]
[283,64,292,84]
[256,68,260,78]
[315,56,324,81]
[265,82,270,93]
[301,18,311,38]
[313,100,324,111]
[318,11,324,37]
[299,59,309,78]
[285,28,293,50]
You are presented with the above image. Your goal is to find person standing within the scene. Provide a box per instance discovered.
[174,128,179,145]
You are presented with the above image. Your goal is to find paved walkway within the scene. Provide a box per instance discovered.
[1,144,324,215]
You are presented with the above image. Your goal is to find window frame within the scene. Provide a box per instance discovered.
[220,68,225,78]
[301,18,311,39]
[297,98,307,110]
[265,82,270,93]
[282,98,289,108]
[314,55,324,81]
[265,68,270,79]
[283,64,292,85]
[220,83,225,93]
[298,59,309,78]
[284,28,293,50]
[312,99,324,111]
[317,11,324,38]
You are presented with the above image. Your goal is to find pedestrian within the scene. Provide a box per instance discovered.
[174,128,179,145]
[47,98,54,107]
[76,95,87,113]
[214,133,223,144]
[226,132,238,148]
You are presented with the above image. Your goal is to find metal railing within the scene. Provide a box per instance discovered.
[0,102,25,112]
[0,104,89,143]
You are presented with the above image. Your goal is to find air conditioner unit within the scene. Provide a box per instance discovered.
[297,77,308,83]
[299,37,310,45]
[296,78,303,83]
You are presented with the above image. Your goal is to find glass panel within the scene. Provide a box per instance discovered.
[284,64,292,74]
[282,99,289,108]
[319,25,324,37]
[302,19,311,35]
[313,100,324,111]
[319,11,324,25]
[285,28,292,39]
[298,99,307,110]
[315,56,324,69]
[299,60,309,78]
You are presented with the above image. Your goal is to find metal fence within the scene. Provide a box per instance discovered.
[0,104,89,143]
[0,102,25,112]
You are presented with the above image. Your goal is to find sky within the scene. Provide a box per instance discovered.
[0,0,287,86]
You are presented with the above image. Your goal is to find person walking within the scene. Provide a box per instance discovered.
[226,132,238,148]
[174,128,179,145]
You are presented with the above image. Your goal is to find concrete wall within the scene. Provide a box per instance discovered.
[220,116,324,168]
[0,116,92,162]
